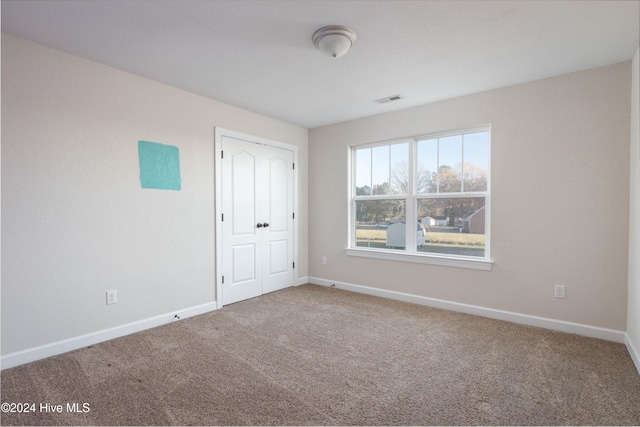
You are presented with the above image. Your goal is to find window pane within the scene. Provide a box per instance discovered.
[355,199,406,250]
[462,131,489,192]
[438,135,463,193]
[416,138,437,194]
[355,148,371,195]
[390,143,409,194]
[417,197,485,257]
[371,145,390,194]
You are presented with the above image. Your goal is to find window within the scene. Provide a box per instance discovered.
[349,127,491,270]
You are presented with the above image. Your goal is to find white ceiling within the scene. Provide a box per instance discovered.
[2,0,639,129]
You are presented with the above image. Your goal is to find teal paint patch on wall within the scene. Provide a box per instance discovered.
[138,140,182,191]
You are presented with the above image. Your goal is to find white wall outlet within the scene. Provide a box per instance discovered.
[554,285,566,299]
[106,289,118,305]
[321,256,327,265]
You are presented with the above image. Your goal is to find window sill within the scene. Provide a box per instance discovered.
[346,247,493,271]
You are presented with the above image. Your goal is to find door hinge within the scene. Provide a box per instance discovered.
[292,212,295,219]
[222,275,225,284]
[292,163,295,170]
[292,262,295,269]
[221,150,224,159]
[221,213,224,221]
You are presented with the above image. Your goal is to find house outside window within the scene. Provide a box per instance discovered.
[349,127,491,270]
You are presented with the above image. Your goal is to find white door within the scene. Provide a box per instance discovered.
[220,136,294,305]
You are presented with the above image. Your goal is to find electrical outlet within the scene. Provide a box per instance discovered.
[106,289,118,305]
[554,285,566,299]
[321,256,327,265]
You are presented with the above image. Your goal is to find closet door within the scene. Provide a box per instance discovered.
[261,147,294,294]
[220,136,294,305]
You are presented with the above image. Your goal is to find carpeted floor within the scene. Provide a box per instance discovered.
[2,284,640,426]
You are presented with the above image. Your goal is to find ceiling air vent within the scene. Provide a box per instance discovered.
[375,94,404,104]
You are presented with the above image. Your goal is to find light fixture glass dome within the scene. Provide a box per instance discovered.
[312,25,357,58]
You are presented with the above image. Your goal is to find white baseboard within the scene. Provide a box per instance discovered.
[1,302,218,370]
[308,277,626,344]
[626,334,640,375]
[4,282,633,372]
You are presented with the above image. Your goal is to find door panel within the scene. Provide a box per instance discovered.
[221,136,294,305]
[268,156,289,232]
[231,151,256,236]
[231,244,256,283]
[268,240,289,274]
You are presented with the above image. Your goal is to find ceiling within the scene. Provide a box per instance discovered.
[2,0,639,129]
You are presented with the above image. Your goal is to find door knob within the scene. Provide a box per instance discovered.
[262,222,270,228]
[256,223,263,228]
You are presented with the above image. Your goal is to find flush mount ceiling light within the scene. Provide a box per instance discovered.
[312,25,357,58]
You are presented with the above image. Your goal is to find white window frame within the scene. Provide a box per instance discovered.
[347,126,493,271]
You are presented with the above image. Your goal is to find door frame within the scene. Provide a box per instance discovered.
[214,127,299,309]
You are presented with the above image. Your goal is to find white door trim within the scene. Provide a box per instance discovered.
[214,127,299,308]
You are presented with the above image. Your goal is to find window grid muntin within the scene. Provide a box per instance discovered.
[353,140,409,197]
[351,126,490,261]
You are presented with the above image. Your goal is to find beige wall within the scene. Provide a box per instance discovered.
[1,34,308,356]
[309,61,631,331]
[628,48,640,365]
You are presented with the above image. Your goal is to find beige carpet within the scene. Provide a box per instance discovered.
[2,284,640,426]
